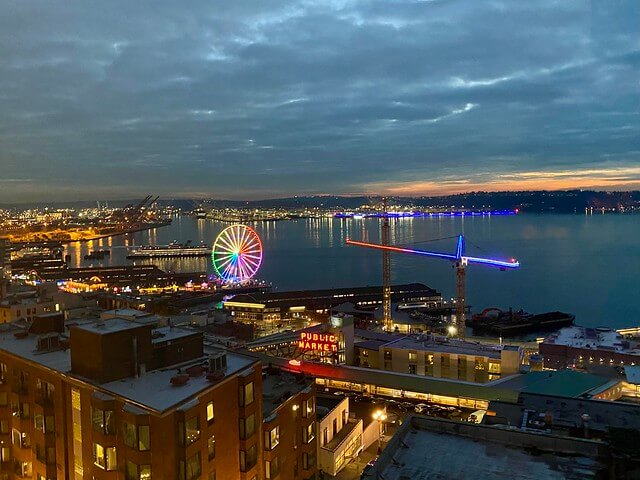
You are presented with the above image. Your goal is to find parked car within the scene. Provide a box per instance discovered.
[467,409,487,424]
[414,403,429,413]
[360,460,377,479]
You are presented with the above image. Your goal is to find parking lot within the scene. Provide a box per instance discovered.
[322,387,477,423]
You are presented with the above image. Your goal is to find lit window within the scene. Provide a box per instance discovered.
[138,425,150,451]
[239,382,254,407]
[302,398,314,418]
[206,401,214,423]
[303,423,315,444]
[264,426,280,450]
[93,443,116,471]
[185,416,200,446]
[126,460,151,480]
[71,389,81,410]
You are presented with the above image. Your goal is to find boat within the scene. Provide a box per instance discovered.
[126,240,211,258]
[398,301,437,310]
[468,308,575,337]
[194,208,208,219]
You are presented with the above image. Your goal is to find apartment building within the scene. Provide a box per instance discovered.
[261,368,317,480]
[0,316,265,480]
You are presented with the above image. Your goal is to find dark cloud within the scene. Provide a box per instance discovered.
[0,0,638,201]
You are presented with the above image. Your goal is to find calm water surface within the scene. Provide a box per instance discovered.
[65,214,640,329]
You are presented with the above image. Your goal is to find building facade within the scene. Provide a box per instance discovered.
[262,369,317,480]
[316,396,363,477]
[224,284,442,325]
[355,335,522,383]
[540,326,640,369]
[0,316,270,480]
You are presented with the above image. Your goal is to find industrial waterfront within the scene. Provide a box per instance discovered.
[62,213,640,329]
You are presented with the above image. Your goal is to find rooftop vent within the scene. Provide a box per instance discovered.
[13,330,28,339]
[170,374,190,386]
[208,352,227,373]
[36,333,60,352]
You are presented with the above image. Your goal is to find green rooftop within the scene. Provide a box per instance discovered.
[497,369,619,398]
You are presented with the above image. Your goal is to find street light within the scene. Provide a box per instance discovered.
[372,409,387,454]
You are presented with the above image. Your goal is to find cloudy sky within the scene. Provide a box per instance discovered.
[0,1,638,201]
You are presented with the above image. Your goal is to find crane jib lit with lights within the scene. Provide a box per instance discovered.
[345,234,520,337]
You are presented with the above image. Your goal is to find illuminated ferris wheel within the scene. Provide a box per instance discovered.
[212,224,263,282]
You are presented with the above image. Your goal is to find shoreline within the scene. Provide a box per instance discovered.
[8,221,172,246]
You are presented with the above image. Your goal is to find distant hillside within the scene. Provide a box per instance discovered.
[2,190,639,213]
[195,191,640,213]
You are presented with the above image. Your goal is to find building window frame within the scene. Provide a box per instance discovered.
[264,425,280,450]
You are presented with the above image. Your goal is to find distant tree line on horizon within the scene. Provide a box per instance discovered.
[3,190,639,213]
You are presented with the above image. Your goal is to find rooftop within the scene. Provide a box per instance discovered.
[316,394,346,420]
[151,326,199,344]
[543,326,640,354]
[101,308,152,319]
[73,318,146,335]
[382,334,505,359]
[371,416,605,480]
[625,365,640,384]
[354,339,387,351]
[261,367,312,419]
[0,321,256,413]
[102,351,255,412]
[495,370,619,398]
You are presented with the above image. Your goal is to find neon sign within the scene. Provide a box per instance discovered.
[298,332,338,353]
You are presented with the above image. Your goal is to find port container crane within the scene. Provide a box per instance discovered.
[346,234,519,337]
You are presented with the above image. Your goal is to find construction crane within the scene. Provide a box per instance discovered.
[346,234,519,337]
[381,198,392,331]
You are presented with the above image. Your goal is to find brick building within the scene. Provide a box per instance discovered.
[0,314,316,480]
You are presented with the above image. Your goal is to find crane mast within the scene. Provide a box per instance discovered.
[381,198,392,331]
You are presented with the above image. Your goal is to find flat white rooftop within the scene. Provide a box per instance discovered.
[103,351,255,412]
[0,323,255,413]
[544,326,640,354]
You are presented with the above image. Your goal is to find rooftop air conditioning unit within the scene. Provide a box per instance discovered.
[208,352,227,373]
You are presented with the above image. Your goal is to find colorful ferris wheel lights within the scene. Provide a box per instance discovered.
[212,224,263,282]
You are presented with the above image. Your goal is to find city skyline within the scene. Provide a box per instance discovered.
[1,1,639,201]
